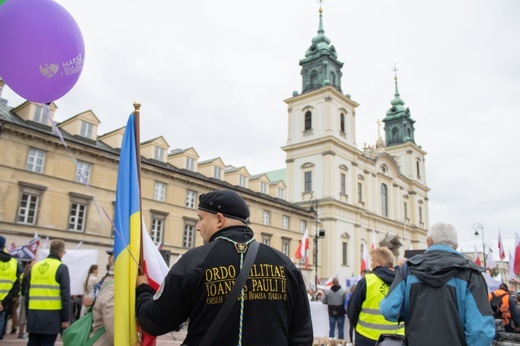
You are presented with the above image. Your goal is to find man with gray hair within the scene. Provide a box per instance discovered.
[380,222,495,346]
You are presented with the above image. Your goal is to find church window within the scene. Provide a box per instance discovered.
[416,160,421,179]
[310,70,318,88]
[330,71,336,86]
[392,127,399,139]
[340,173,346,194]
[381,183,388,217]
[340,113,345,133]
[304,111,312,131]
[304,171,312,192]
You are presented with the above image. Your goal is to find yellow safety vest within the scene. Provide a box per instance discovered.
[0,257,18,300]
[28,258,62,310]
[356,273,404,340]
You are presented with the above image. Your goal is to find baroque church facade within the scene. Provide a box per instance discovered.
[281,8,429,281]
[0,8,428,284]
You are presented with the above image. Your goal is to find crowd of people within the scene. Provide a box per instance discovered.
[0,193,518,346]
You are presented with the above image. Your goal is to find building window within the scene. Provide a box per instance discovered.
[282,215,289,230]
[34,105,47,124]
[213,166,222,179]
[300,220,307,233]
[340,113,345,133]
[68,202,87,232]
[154,146,164,161]
[186,190,196,208]
[260,182,267,194]
[282,239,290,257]
[262,234,271,246]
[186,157,195,171]
[26,148,45,173]
[404,202,408,221]
[278,188,284,199]
[419,206,423,225]
[342,242,348,265]
[416,160,421,179]
[154,182,166,202]
[340,173,346,194]
[304,171,312,192]
[262,211,270,225]
[183,223,195,248]
[239,175,247,187]
[381,183,388,217]
[17,183,45,225]
[304,111,312,131]
[75,161,91,183]
[150,215,165,244]
[80,121,93,138]
[357,182,363,202]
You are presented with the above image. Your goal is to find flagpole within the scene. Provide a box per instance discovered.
[133,102,144,275]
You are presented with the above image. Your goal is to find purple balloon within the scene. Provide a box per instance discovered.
[0,0,85,103]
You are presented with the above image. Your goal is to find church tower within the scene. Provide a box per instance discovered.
[282,6,429,282]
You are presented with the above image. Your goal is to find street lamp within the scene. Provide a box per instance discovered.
[473,222,486,268]
[309,196,319,292]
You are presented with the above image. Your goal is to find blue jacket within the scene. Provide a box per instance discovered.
[380,245,495,346]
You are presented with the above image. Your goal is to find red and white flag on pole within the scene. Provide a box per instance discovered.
[360,241,370,274]
[514,233,520,274]
[294,228,309,269]
[509,251,516,280]
[486,247,496,270]
[323,273,338,288]
[498,229,505,260]
[474,244,481,266]
[371,232,377,251]
[142,222,169,291]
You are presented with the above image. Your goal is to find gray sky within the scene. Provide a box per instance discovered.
[2,0,520,258]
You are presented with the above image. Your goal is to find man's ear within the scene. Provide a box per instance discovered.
[215,213,226,229]
[426,237,433,247]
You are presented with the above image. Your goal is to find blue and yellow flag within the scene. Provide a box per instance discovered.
[114,114,141,346]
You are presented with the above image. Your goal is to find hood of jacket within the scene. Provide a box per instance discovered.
[372,265,397,285]
[330,284,341,292]
[408,244,482,288]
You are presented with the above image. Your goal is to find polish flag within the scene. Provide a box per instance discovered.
[142,223,169,291]
[474,245,482,266]
[509,251,516,280]
[515,233,520,274]
[371,232,377,251]
[486,247,496,270]
[498,229,505,260]
[294,228,309,269]
[360,241,370,274]
[323,273,338,287]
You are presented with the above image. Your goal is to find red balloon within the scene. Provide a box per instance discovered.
[0,0,85,103]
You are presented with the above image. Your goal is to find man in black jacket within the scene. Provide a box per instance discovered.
[136,189,313,346]
[0,235,22,340]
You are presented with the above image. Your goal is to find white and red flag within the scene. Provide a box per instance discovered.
[498,229,505,260]
[371,232,377,251]
[474,244,482,266]
[360,241,370,274]
[294,228,309,269]
[515,233,520,274]
[509,251,516,280]
[142,222,169,291]
[486,247,496,270]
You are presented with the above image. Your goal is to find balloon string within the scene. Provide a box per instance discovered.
[43,104,141,269]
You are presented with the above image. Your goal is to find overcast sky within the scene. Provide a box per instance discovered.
[2,0,519,258]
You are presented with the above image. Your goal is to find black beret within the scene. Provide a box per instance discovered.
[198,190,249,223]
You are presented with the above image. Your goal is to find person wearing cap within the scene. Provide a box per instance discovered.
[380,222,495,346]
[26,239,70,345]
[0,235,22,340]
[136,189,313,345]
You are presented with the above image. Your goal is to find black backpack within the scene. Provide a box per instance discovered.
[490,292,507,318]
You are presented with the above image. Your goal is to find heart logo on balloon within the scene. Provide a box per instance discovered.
[39,63,60,78]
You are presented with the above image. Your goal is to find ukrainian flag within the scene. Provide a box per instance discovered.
[114,113,141,346]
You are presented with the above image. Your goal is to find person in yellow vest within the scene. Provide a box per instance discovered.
[346,247,403,346]
[0,235,23,340]
[26,239,70,346]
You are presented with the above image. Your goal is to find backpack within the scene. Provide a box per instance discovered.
[490,292,508,318]
[62,280,113,346]
[61,305,105,346]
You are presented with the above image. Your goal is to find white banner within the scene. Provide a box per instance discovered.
[38,249,99,295]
